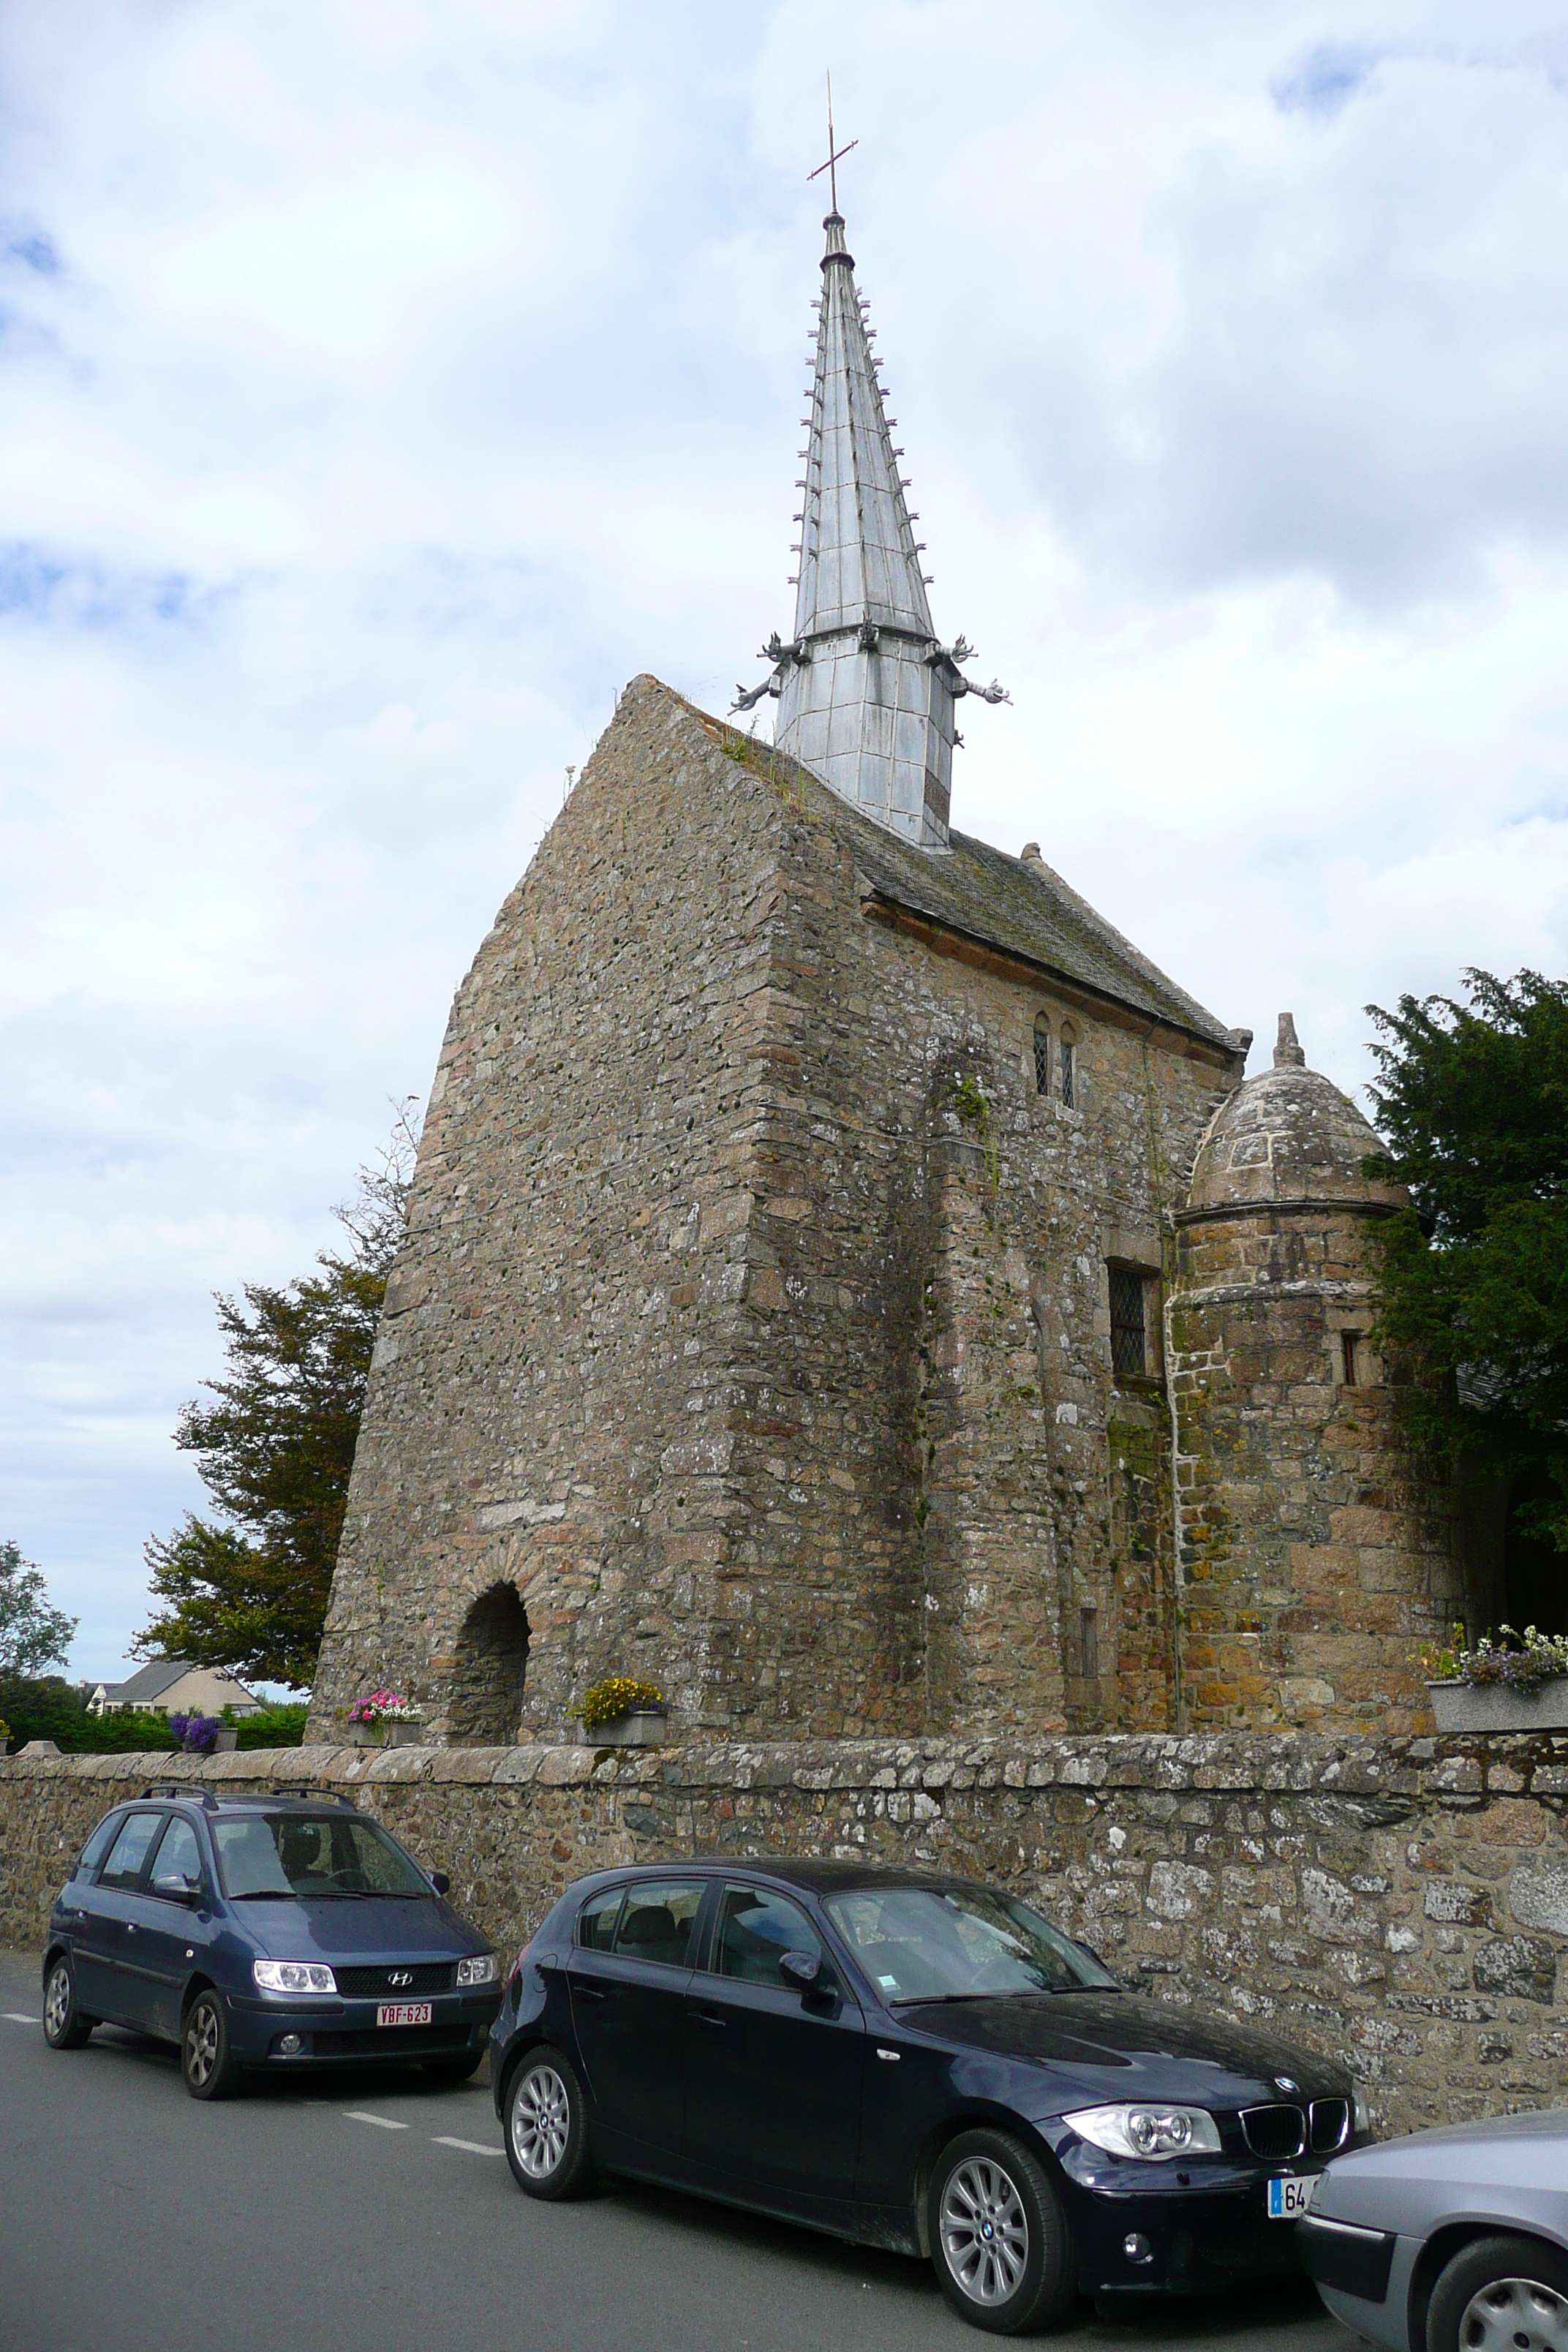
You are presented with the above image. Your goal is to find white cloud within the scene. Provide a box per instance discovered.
[4,0,1568,1675]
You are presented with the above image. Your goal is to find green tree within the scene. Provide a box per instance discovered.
[136,1104,418,1688]
[1366,969,1568,1553]
[0,1539,77,1676]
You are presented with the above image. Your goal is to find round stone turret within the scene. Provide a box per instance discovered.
[1169,1015,1474,1735]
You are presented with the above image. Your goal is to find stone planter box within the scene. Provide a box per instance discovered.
[343,1719,426,1749]
[587,1710,668,1749]
[213,1727,238,1752]
[1428,1678,1568,1733]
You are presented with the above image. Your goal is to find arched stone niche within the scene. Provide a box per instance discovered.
[446,1581,531,1746]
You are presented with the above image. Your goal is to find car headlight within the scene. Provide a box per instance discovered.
[456,1953,497,1986]
[1064,2104,1223,2161]
[252,1959,337,1994]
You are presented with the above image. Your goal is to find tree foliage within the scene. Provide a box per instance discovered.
[136,1104,418,1688]
[1365,970,1568,1550]
[0,1539,78,1677]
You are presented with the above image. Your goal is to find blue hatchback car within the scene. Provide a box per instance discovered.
[42,1784,502,2098]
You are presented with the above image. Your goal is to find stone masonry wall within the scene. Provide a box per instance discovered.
[314,676,1240,1746]
[1171,1199,1473,1737]
[5,1731,1566,2138]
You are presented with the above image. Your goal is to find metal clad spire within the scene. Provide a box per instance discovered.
[734,100,1009,849]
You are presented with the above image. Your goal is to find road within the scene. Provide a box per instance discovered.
[0,1950,1357,2352]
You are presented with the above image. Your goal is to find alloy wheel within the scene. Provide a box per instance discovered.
[940,2155,1030,2307]
[185,1999,219,2089]
[44,1964,71,2040]
[511,2064,570,2179]
[1459,2277,1568,2352]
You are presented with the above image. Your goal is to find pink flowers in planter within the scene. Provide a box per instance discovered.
[346,1688,421,1725]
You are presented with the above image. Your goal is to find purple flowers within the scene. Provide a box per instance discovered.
[170,1710,222,1752]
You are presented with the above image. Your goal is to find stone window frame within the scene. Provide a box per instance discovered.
[1104,1248,1164,1389]
[1058,1019,1080,1111]
[1032,1011,1052,1097]
[1325,1308,1381,1389]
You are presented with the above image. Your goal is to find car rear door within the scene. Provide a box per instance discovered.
[59,1810,126,2013]
[681,1882,866,2208]
[565,1878,704,2160]
[86,1810,167,2027]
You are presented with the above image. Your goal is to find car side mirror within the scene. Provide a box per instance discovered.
[152,1871,200,1905]
[779,1949,822,1994]
[429,1869,451,1896]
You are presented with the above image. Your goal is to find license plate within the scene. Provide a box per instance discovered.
[376,2001,433,2028]
[1267,2176,1313,2220]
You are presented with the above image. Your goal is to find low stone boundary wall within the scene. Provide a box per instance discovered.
[3,1731,1566,2135]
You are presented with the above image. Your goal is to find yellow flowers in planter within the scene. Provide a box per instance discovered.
[578,1677,666,1733]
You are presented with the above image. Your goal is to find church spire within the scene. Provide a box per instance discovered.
[734,149,1009,848]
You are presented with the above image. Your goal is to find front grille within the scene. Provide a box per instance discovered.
[333,1961,456,1997]
[1241,2103,1306,2160]
[311,2025,471,2057]
[1309,2097,1350,2153]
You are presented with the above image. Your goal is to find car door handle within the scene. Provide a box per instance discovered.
[690,2010,727,2029]
[573,1984,607,2002]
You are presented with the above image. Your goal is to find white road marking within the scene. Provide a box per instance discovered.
[344,2110,409,2130]
[432,2135,504,2157]
[4,2013,39,2025]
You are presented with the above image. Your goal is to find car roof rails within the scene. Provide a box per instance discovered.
[267,1787,357,1808]
[139,1785,220,1809]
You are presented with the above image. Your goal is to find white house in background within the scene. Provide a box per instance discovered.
[88,1659,262,1719]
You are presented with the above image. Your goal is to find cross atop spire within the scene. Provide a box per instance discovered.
[732,139,1009,848]
[807,72,858,216]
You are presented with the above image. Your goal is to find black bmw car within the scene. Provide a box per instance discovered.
[489,1860,1368,2335]
[42,1785,502,2097]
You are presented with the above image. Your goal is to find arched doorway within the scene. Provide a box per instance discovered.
[447,1581,531,1745]
[1504,1469,1568,1638]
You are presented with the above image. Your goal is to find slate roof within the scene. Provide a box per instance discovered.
[97,1659,192,1705]
[692,696,1239,1051]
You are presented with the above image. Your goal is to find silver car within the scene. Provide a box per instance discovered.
[1299,2108,1568,2352]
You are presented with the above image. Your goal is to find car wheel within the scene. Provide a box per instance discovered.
[1428,2234,1568,2352]
[504,2048,592,2200]
[181,1989,244,2103]
[42,1955,96,2050]
[928,2128,1074,2336]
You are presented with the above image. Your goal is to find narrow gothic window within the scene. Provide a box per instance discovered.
[1033,1014,1051,1096]
[1109,1265,1147,1378]
[1079,1606,1099,1681]
[1060,1026,1077,1108]
[1341,1332,1361,1387]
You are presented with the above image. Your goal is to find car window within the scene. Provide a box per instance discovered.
[212,1812,431,1899]
[578,1887,624,1950]
[610,1880,704,1970]
[97,1812,165,1891]
[715,1885,826,1989]
[74,1812,124,1880]
[823,1885,1117,2002]
[150,1817,203,1891]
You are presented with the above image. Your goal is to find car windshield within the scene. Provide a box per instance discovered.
[213,1813,432,1900]
[823,1885,1119,2003]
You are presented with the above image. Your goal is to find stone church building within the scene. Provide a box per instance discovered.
[309,205,1499,1749]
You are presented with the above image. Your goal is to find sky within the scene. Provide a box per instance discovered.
[4,0,1568,1684]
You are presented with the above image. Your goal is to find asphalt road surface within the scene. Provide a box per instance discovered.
[0,1949,1360,2352]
